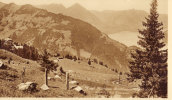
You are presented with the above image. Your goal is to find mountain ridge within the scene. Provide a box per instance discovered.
[0,3,129,71]
[36,3,168,34]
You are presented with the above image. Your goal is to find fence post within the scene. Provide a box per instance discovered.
[45,68,48,86]
[66,72,69,90]
[118,74,121,84]
[22,66,26,83]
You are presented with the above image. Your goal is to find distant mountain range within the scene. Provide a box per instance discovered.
[36,3,168,34]
[0,3,133,71]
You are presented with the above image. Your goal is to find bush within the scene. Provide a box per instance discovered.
[99,61,103,65]
[115,69,118,73]
[65,54,73,60]
[104,64,108,68]
[0,56,7,60]
[0,64,9,69]
[55,53,60,57]
[26,61,29,64]
[93,58,98,64]
[73,56,77,61]
[119,72,122,75]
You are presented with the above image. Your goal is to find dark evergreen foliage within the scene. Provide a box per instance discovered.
[128,0,167,98]
[41,49,59,72]
[0,39,40,60]
[40,49,59,86]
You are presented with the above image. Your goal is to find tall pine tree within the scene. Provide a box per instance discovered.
[128,0,167,98]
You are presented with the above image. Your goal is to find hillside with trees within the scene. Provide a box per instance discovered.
[0,3,130,71]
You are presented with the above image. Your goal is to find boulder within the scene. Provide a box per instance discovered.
[18,83,28,91]
[53,59,59,63]
[0,60,3,67]
[48,77,55,81]
[18,82,37,92]
[0,60,7,69]
[69,81,79,85]
[73,86,86,95]
[40,84,49,91]
[74,86,82,92]
[25,82,33,85]
[14,45,23,49]
[69,81,79,89]
[48,77,52,80]
[54,75,61,79]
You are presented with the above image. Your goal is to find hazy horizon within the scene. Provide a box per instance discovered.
[0,0,168,14]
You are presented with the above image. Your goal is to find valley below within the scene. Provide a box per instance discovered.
[108,31,140,47]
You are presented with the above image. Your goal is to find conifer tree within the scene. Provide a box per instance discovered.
[41,49,59,86]
[128,0,167,98]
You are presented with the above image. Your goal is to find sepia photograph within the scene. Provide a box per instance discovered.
[0,0,168,98]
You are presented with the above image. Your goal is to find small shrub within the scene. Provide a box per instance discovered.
[99,61,103,66]
[59,57,63,59]
[88,59,91,65]
[104,64,108,68]
[55,53,60,57]
[120,72,123,75]
[0,64,9,70]
[65,54,73,60]
[26,61,29,64]
[73,56,77,61]
[115,69,118,73]
[93,58,98,64]
[0,56,7,60]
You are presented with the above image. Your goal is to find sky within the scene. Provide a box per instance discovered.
[0,0,168,14]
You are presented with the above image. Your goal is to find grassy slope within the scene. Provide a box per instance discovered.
[0,49,139,97]
[0,49,83,97]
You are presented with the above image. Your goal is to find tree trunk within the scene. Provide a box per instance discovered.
[45,68,48,86]
[21,66,26,83]
[119,74,120,84]
[66,72,69,90]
